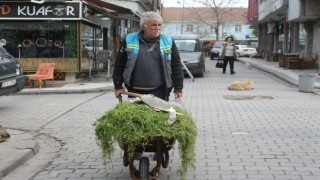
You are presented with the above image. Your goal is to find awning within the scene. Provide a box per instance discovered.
[84,0,134,15]
[83,0,140,21]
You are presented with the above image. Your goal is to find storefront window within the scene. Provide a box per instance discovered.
[81,23,105,58]
[0,21,77,58]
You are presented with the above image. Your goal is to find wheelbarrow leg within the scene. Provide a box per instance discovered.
[123,144,129,167]
[150,140,162,178]
[129,158,139,180]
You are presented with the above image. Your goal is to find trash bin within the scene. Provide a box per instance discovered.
[298,74,316,93]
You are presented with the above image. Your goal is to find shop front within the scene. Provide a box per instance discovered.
[0,0,140,82]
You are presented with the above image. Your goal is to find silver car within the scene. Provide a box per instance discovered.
[210,41,224,60]
[172,34,206,77]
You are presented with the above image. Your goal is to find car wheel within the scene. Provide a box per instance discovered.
[197,67,205,77]
[198,72,204,77]
[210,54,214,60]
[236,52,240,58]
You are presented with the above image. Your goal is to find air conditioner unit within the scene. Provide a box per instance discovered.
[267,23,276,34]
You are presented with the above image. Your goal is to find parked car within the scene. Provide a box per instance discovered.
[172,34,205,77]
[235,45,257,58]
[210,41,224,60]
[0,39,25,96]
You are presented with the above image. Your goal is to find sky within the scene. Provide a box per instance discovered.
[162,0,248,8]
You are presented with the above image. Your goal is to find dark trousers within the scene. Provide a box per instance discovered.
[223,56,235,73]
[126,86,171,101]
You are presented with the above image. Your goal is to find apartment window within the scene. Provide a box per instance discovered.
[235,25,242,32]
[186,24,193,32]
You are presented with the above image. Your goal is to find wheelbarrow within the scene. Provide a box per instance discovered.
[120,136,175,180]
[118,93,177,179]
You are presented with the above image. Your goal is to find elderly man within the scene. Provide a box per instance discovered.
[113,11,184,101]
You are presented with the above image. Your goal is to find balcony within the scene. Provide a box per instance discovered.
[258,0,288,22]
[288,0,320,21]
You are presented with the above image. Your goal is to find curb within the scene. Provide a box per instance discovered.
[0,131,40,178]
[16,86,114,95]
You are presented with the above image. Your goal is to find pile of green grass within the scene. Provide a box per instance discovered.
[94,101,197,180]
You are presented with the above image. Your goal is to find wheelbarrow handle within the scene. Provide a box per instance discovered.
[120,91,142,98]
[118,95,123,102]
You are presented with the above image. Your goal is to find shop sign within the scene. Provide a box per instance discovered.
[0,1,81,19]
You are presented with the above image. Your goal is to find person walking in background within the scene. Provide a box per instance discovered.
[113,11,184,101]
[220,36,237,75]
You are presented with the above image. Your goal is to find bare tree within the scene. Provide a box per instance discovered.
[192,0,242,40]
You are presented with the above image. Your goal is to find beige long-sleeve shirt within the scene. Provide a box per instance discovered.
[221,42,236,59]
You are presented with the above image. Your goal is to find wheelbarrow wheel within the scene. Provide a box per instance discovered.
[162,151,169,168]
[139,157,150,180]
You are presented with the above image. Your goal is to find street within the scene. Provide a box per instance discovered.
[1,59,320,180]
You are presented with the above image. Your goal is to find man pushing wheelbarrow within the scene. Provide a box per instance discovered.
[112,11,184,101]
[95,11,195,180]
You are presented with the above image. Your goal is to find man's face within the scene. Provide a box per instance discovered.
[142,19,162,39]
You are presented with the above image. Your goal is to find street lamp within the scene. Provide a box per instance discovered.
[177,0,185,34]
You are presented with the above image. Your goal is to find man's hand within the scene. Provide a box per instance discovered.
[174,92,182,99]
[115,89,125,98]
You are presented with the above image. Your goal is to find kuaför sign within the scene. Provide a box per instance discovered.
[0,1,80,19]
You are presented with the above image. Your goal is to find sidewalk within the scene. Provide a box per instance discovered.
[1,74,114,178]
[17,72,115,95]
[238,57,320,90]
[1,57,320,179]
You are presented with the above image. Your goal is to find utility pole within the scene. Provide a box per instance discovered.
[181,0,185,34]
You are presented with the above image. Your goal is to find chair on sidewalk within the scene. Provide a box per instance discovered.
[28,63,55,89]
[278,54,285,67]
[286,52,303,69]
[95,50,113,80]
[287,57,302,69]
[267,51,278,61]
[301,53,317,69]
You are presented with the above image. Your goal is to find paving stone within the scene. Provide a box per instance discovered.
[2,60,320,179]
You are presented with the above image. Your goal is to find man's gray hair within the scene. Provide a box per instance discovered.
[140,11,162,28]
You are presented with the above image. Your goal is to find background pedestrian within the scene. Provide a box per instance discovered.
[220,36,237,74]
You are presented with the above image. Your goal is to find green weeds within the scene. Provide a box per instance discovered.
[94,102,197,180]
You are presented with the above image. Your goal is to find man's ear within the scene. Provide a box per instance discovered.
[140,24,146,29]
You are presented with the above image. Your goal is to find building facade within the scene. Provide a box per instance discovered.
[0,0,159,82]
[248,0,320,62]
[161,7,257,47]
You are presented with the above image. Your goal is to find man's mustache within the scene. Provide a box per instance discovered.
[152,30,160,33]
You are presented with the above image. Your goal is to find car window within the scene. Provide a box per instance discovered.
[213,42,223,48]
[175,39,199,52]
